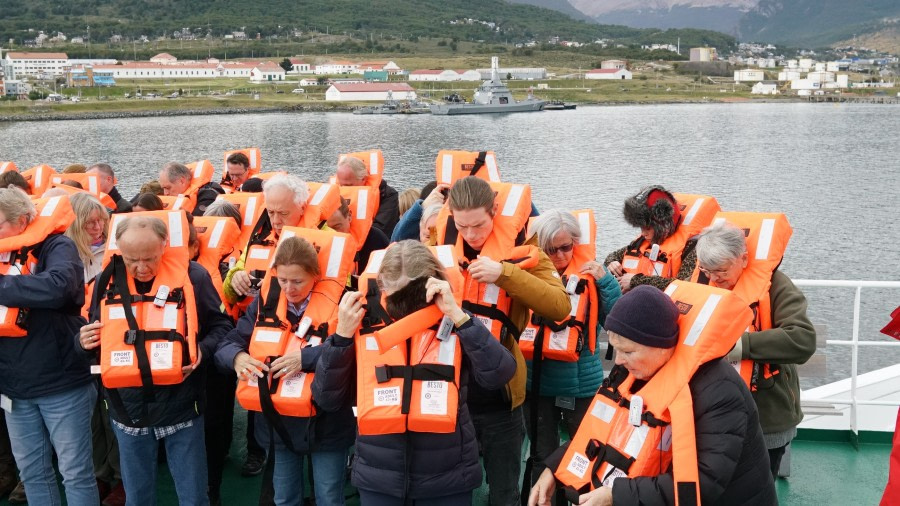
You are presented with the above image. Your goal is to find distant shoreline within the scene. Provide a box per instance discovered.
[0,97,814,122]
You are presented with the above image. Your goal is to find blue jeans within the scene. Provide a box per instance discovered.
[112,416,209,506]
[273,448,348,506]
[5,382,99,506]
[471,405,525,506]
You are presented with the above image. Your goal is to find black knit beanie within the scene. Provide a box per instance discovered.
[605,285,680,348]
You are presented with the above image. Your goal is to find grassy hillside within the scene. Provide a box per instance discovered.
[0,0,735,51]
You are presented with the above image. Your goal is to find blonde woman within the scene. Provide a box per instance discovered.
[66,192,110,281]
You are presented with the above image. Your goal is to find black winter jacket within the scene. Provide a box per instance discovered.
[0,234,92,399]
[214,297,355,454]
[312,315,516,499]
[80,262,233,427]
[547,359,776,506]
[372,180,399,240]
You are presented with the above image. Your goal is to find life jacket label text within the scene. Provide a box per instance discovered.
[374,386,401,407]
[520,327,536,342]
[280,372,308,398]
[110,350,134,367]
[150,342,174,370]
[420,381,449,416]
[566,452,590,479]
[548,329,569,351]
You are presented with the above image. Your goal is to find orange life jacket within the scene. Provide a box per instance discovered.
[193,216,242,305]
[622,194,721,278]
[97,210,199,389]
[520,209,599,362]
[354,244,466,435]
[215,192,265,257]
[1,162,19,173]
[434,150,502,186]
[21,164,57,196]
[338,150,384,191]
[554,281,753,506]
[0,196,75,337]
[338,185,377,253]
[235,227,355,418]
[47,175,118,210]
[157,159,215,213]
[221,147,262,192]
[435,182,539,341]
[690,212,793,390]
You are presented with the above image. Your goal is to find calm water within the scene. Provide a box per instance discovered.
[1,103,898,387]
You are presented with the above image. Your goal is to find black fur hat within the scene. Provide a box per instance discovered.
[623,185,681,242]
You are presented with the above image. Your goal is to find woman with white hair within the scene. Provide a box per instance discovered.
[523,209,621,493]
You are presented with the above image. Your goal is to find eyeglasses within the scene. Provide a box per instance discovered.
[545,242,575,255]
[698,265,732,278]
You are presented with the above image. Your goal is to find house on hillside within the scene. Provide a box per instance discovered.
[356,61,403,75]
[600,59,627,70]
[250,62,286,82]
[586,68,632,80]
[289,58,313,74]
[3,52,69,77]
[409,69,456,82]
[325,82,417,101]
[315,61,358,75]
[734,69,765,82]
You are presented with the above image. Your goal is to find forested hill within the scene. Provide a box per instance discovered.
[0,0,734,50]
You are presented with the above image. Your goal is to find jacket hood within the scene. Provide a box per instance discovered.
[623,185,681,243]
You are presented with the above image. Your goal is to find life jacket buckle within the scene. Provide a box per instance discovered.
[125,329,138,345]
[375,365,391,384]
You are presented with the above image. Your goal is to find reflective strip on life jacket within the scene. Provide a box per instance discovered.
[303,182,342,229]
[0,162,18,173]
[47,179,117,211]
[98,210,199,389]
[215,192,265,255]
[555,281,753,505]
[691,211,793,389]
[0,196,75,337]
[236,228,355,417]
[622,194,720,278]
[435,150,501,185]
[21,164,57,197]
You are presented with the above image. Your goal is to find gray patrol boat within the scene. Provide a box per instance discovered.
[429,57,545,115]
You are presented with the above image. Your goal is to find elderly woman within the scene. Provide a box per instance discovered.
[419,204,442,245]
[524,209,621,490]
[313,240,516,505]
[0,187,98,505]
[530,286,777,506]
[695,221,815,478]
[65,192,110,281]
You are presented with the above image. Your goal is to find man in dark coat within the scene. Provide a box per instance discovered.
[88,163,133,213]
[529,286,776,506]
[335,156,399,238]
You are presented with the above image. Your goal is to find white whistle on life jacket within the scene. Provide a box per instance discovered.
[295,316,312,339]
[565,275,579,295]
[154,285,170,307]
[437,315,454,341]
[629,395,644,427]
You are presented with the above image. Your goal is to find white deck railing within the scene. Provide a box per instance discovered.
[794,279,900,434]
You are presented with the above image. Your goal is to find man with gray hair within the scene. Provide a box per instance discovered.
[695,220,815,479]
[222,173,311,306]
[336,156,399,238]
[87,163,132,213]
[0,187,99,505]
[158,162,224,217]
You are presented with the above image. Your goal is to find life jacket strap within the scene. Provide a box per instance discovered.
[584,438,637,489]
[461,300,521,341]
[374,363,455,415]
[257,355,301,454]
[361,278,393,331]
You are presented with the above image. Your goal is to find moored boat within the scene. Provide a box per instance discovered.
[429,57,545,115]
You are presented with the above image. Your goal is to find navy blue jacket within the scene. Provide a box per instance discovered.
[80,262,233,427]
[214,296,355,454]
[373,180,399,240]
[0,234,91,399]
[312,314,516,499]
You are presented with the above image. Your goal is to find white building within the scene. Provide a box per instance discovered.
[325,82,417,102]
[690,47,716,62]
[2,79,31,97]
[315,61,359,75]
[476,67,546,80]
[355,61,403,75]
[751,81,779,95]
[299,78,320,87]
[289,58,313,74]
[91,61,257,79]
[734,69,765,82]
[600,59,627,70]
[778,70,802,82]
[250,62,286,82]
[409,69,450,82]
[585,68,632,80]
[798,58,814,71]
[3,52,69,77]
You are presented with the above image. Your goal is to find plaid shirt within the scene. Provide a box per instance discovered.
[112,419,194,440]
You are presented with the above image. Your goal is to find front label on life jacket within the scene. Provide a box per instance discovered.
[110,350,134,367]
[548,329,569,351]
[374,386,401,407]
[280,372,308,398]
[254,329,282,344]
[151,342,174,370]
[421,380,449,415]
[567,452,590,479]
[520,327,536,342]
